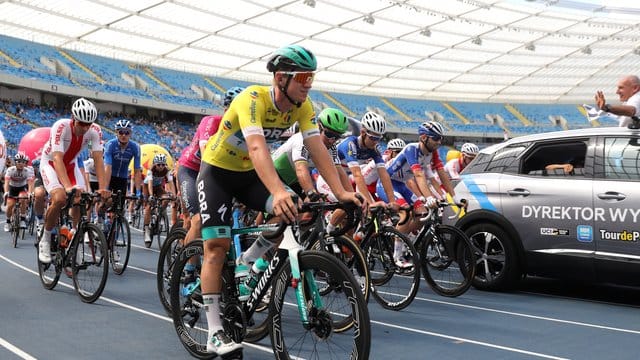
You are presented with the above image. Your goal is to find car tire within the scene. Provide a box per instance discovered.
[465,223,521,291]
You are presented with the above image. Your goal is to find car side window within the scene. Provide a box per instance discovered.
[521,140,588,177]
[602,137,640,180]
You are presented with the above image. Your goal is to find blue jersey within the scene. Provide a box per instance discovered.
[385,142,443,182]
[336,135,384,172]
[103,139,141,179]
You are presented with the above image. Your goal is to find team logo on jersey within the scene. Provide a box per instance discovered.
[223,120,232,130]
[249,91,258,99]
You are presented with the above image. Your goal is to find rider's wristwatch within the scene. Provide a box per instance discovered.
[602,104,611,113]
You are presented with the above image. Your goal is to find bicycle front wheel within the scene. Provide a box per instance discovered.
[37,232,61,290]
[270,250,371,360]
[155,213,170,250]
[157,228,187,315]
[72,223,109,303]
[363,228,420,311]
[419,224,476,297]
[110,216,131,275]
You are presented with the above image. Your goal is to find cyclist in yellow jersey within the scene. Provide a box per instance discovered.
[195,44,364,356]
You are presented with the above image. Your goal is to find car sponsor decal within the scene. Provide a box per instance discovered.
[599,229,639,242]
[522,205,640,223]
[540,228,569,236]
[461,175,497,212]
[577,225,593,242]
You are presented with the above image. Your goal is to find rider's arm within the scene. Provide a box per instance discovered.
[133,168,142,193]
[51,151,73,190]
[294,160,315,194]
[247,133,288,196]
[437,167,456,197]
[350,165,375,203]
[337,165,352,192]
[412,167,435,199]
[93,151,108,192]
[303,136,348,200]
[376,167,396,204]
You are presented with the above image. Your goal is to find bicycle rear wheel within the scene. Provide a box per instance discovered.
[72,223,109,303]
[363,228,420,311]
[270,250,371,360]
[37,233,62,290]
[110,216,131,275]
[11,209,20,248]
[420,224,476,297]
[157,228,186,315]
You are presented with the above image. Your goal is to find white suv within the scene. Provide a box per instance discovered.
[445,124,640,290]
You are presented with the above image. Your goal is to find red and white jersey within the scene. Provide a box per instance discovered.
[4,165,35,187]
[354,151,393,186]
[41,119,103,167]
[444,157,465,180]
[0,129,6,174]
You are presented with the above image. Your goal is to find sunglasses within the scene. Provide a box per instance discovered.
[280,71,315,86]
[75,121,92,128]
[322,128,342,140]
[15,160,27,164]
[427,134,442,142]
[118,130,131,136]
[366,132,382,142]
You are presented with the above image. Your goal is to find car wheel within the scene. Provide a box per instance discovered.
[465,223,521,291]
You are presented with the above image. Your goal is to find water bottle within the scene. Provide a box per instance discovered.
[353,229,364,243]
[59,225,70,248]
[244,257,269,291]
[235,262,250,301]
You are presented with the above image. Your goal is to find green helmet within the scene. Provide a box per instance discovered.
[267,45,317,72]
[318,108,348,134]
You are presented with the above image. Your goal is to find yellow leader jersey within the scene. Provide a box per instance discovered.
[202,85,319,171]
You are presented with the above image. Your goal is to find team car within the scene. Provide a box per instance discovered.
[445,122,640,290]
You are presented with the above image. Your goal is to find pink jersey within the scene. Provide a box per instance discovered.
[41,119,103,171]
[178,115,221,171]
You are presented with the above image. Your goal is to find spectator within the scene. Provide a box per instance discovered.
[595,75,640,127]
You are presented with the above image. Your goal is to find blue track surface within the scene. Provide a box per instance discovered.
[1,223,639,359]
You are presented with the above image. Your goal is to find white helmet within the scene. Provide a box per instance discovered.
[361,112,386,135]
[461,143,479,156]
[387,138,406,150]
[71,98,97,124]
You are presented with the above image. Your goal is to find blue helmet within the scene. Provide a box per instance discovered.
[223,87,244,108]
[418,121,445,138]
[115,119,132,130]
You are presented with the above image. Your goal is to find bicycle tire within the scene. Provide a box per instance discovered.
[170,240,216,359]
[419,224,476,297]
[156,228,187,315]
[12,208,20,247]
[155,213,170,250]
[110,216,131,275]
[270,250,370,360]
[37,231,61,290]
[72,223,109,303]
[363,227,420,311]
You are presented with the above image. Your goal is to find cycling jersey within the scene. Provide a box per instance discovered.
[272,132,340,185]
[4,166,35,187]
[104,138,141,178]
[201,85,319,171]
[386,142,443,182]
[179,115,221,171]
[41,118,103,167]
[336,135,384,170]
[145,167,173,188]
[83,158,97,182]
[444,156,465,180]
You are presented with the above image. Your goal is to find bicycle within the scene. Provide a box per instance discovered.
[104,191,138,275]
[36,189,109,303]
[9,194,30,248]
[169,205,371,359]
[145,194,173,249]
[358,204,421,311]
[413,201,477,297]
[129,197,143,229]
[26,195,36,237]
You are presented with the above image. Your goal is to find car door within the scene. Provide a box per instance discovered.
[592,135,640,286]
[500,138,595,279]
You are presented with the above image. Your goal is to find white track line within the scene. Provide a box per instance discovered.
[0,337,37,360]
